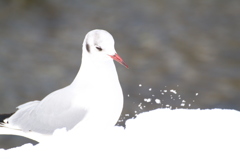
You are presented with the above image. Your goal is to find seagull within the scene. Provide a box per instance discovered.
[0,29,128,142]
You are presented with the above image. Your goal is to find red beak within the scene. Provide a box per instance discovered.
[109,53,129,68]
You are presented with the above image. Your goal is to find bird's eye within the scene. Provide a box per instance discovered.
[96,46,103,51]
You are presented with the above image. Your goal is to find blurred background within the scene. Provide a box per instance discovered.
[0,0,239,149]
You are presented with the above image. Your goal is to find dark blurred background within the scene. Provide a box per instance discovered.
[0,0,239,149]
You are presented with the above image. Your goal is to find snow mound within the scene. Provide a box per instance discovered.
[1,109,240,159]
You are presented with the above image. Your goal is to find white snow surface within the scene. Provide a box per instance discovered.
[1,108,240,159]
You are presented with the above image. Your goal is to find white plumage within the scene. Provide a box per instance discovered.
[0,29,128,142]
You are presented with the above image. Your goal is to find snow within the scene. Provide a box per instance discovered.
[1,109,240,159]
[181,100,186,106]
[144,98,151,102]
[138,103,143,109]
[170,89,177,94]
[155,99,161,104]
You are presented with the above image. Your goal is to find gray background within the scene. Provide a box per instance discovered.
[0,0,239,149]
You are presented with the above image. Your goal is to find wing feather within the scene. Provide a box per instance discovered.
[6,86,87,134]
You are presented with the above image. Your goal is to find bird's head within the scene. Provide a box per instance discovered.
[82,29,128,68]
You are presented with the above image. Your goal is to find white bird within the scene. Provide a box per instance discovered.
[0,29,128,142]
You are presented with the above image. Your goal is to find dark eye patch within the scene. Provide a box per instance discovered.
[96,46,103,51]
[86,43,90,53]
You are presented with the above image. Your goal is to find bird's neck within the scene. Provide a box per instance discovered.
[71,56,119,87]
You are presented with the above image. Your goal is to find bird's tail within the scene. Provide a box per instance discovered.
[0,112,47,142]
[0,112,22,138]
[0,125,48,143]
[0,113,13,123]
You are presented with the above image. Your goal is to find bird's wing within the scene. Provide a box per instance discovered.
[4,86,87,135]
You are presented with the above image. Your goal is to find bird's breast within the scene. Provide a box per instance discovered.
[71,80,123,128]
